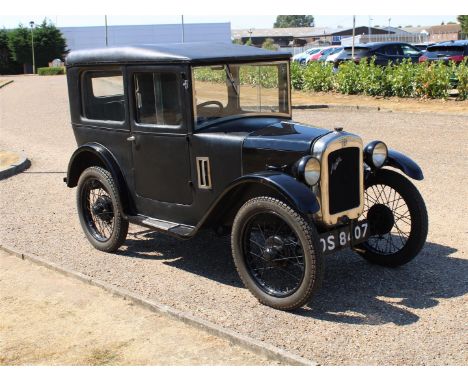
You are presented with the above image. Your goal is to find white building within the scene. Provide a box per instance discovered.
[60,22,231,51]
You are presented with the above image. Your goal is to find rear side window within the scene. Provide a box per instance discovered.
[134,72,183,126]
[81,71,125,122]
[376,45,400,56]
[427,45,465,55]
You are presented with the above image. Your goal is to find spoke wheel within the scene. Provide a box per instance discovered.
[77,166,128,252]
[355,169,428,267]
[244,212,305,297]
[232,197,324,311]
[81,178,115,242]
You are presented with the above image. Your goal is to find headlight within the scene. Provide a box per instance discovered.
[364,141,388,169]
[295,156,321,186]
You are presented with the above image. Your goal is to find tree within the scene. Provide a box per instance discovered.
[261,38,278,51]
[458,15,468,33]
[0,29,21,74]
[274,15,314,28]
[8,19,67,72]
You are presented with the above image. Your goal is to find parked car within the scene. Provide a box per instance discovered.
[419,40,468,63]
[64,43,428,311]
[334,42,423,67]
[325,47,344,63]
[292,48,321,64]
[306,47,335,63]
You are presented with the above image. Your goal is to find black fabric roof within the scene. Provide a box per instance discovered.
[66,42,291,66]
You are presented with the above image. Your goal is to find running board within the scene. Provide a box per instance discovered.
[128,215,195,238]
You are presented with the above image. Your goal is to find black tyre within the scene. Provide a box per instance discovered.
[354,169,428,267]
[231,197,324,311]
[77,166,128,252]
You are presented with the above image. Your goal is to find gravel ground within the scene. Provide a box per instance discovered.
[1,75,467,365]
[0,250,279,365]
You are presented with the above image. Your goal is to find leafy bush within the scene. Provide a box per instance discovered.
[455,58,468,100]
[290,61,305,90]
[37,66,65,75]
[302,61,334,92]
[414,61,452,99]
[334,61,361,94]
[384,59,417,97]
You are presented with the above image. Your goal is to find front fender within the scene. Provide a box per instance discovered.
[227,171,320,215]
[384,149,424,181]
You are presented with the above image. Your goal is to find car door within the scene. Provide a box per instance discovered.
[375,45,401,65]
[127,66,193,212]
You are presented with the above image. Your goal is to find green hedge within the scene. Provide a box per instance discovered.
[37,67,65,75]
[291,59,468,100]
[192,60,468,100]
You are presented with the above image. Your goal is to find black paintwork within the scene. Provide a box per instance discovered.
[65,45,423,238]
[66,42,291,67]
[385,150,424,181]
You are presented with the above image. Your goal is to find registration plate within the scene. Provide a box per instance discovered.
[319,220,369,255]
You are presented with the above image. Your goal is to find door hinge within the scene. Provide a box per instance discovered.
[183,79,189,90]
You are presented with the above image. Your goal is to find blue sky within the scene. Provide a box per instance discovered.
[1,15,459,29]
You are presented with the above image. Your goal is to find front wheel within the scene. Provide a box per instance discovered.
[231,197,324,311]
[354,169,428,267]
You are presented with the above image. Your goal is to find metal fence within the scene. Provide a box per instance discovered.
[359,34,430,44]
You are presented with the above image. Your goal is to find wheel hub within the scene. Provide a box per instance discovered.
[263,236,285,261]
[367,204,395,235]
[92,195,113,223]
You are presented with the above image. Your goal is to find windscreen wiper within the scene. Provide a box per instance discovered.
[224,64,239,96]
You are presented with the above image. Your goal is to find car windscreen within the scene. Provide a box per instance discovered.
[426,45,466,56]
[192,62,290,130]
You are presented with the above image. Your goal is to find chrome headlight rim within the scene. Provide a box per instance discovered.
[364,141,388,169]
[295,155,321,186]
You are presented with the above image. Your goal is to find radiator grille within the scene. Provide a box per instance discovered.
[327,147,360,215]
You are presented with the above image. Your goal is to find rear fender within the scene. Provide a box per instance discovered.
[65,143,132,214]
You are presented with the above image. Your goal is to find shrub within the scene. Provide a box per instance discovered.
[334,60,361,94]
[290,61,305,90]
[37,66,65,75]
[414,61,452,99]
[357,58,386,96]
[455,58,468,100]
[302,61,334,92]
[385,59,418,97]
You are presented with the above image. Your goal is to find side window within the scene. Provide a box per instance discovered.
[401,45,421,55]
[134,72,182,126]
[82,71,124,122]
[376,45,398,56]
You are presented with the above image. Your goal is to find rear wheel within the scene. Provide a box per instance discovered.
[354,169,428,267]
[231,197,324,311]
[77,166,128,252]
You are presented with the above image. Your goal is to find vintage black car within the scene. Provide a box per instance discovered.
[64,43,428,310]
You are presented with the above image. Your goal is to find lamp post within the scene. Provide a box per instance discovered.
[29,21,36,74]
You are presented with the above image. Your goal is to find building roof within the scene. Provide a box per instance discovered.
[66,42,291,66]
[428,24,461,34]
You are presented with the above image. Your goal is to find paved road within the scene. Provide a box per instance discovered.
[1,75,467,365]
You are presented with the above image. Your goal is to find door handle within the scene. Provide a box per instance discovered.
[127,136,136,142]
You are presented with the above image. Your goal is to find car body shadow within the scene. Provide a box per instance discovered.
[117,230,465,326]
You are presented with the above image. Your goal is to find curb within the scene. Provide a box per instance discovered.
[0,244,317,366]
[0,154,30,180]
[292,104,383,112]
[0,80,14,89]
